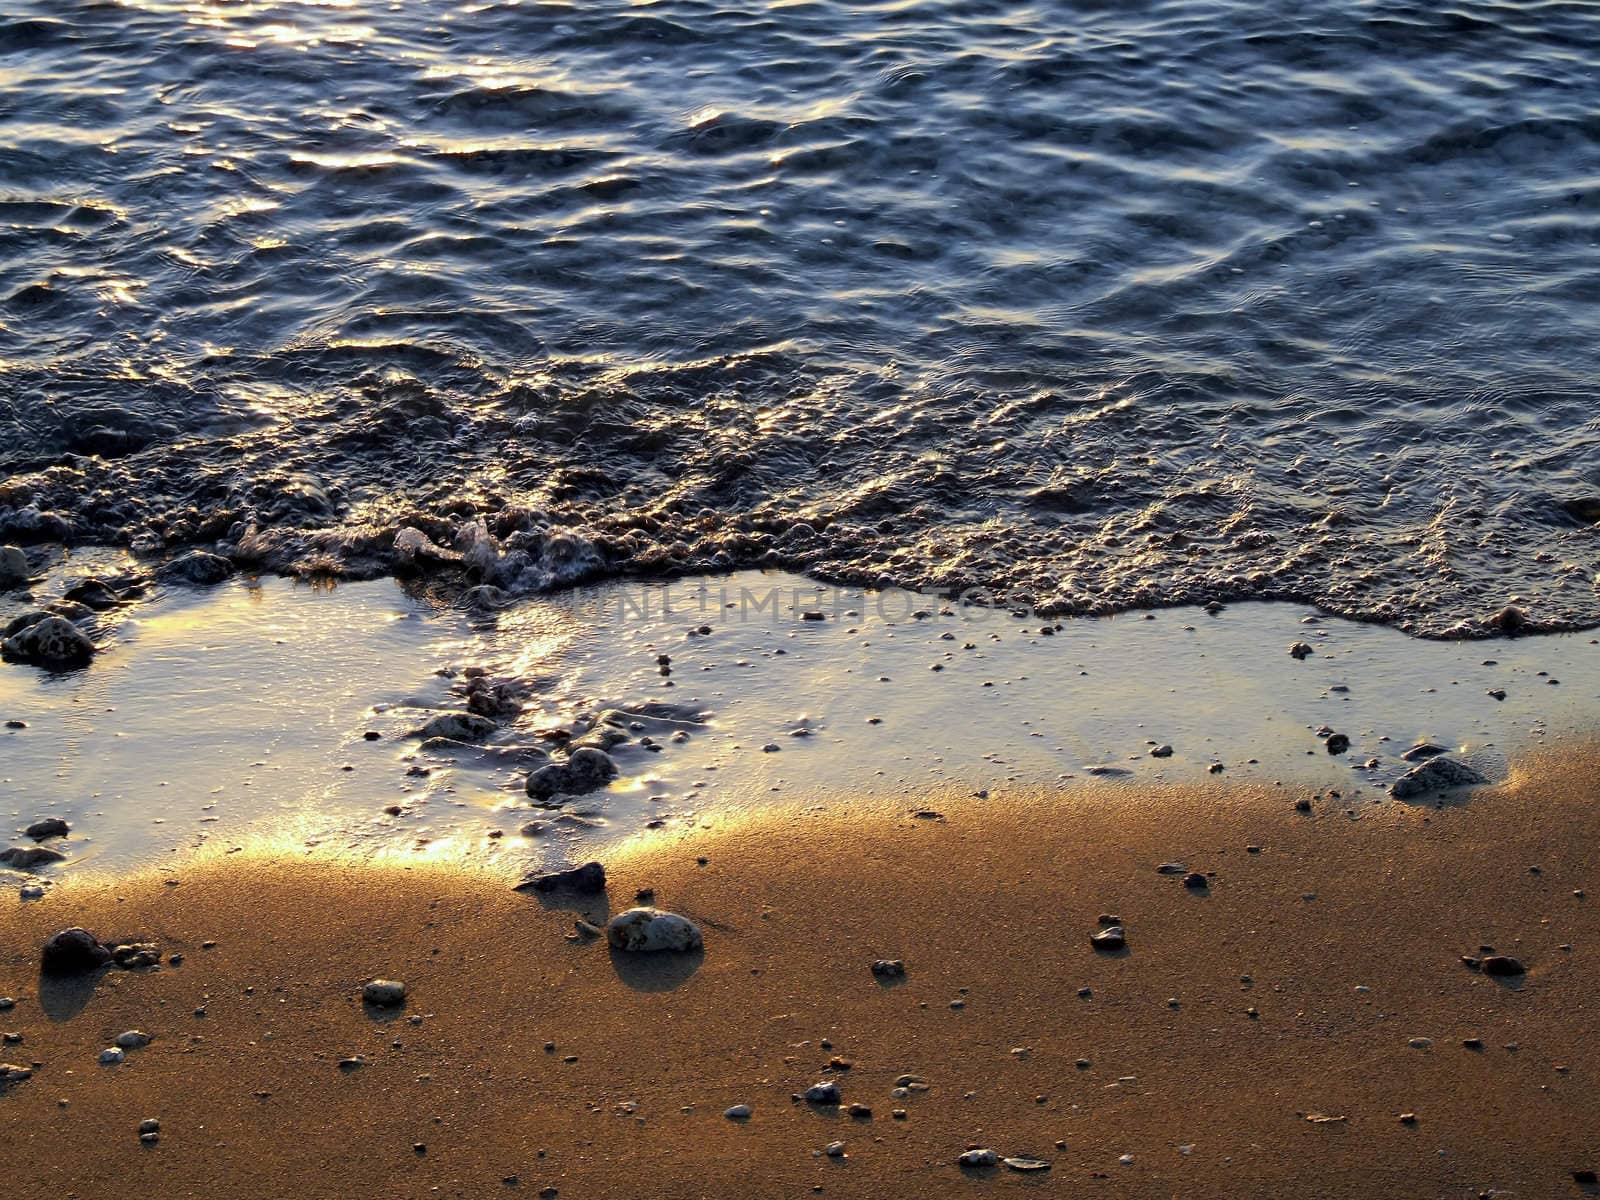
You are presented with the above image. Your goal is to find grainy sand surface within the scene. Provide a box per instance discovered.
[3,745,1598,1199]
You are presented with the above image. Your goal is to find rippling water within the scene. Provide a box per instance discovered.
[3,0,1599,634]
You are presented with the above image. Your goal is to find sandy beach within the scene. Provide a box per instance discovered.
[4,742,1596,1198]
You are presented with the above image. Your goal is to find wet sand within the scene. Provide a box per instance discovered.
[3,746,1598,1198]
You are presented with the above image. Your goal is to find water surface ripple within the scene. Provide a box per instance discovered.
[3,0,1600,634]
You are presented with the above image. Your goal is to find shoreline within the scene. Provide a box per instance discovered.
[4,744,1599,1197]
[5,567,1600,881]
[7,532,1600,643]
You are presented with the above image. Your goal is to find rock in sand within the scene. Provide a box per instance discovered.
[1090,925,1126,951]
[517,861,607,894]
[1391,757,1488,800]
[604,908,702,953]
[1,845,64,869]
[1,615,95,667]
[414,711,497,742]
[41,928,112,974]
[363,979,407,1006]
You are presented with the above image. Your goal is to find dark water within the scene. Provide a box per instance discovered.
[2,0,1599,634]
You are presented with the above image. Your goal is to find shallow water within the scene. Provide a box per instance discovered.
[2,1,1599,632]
[5,568,1598,883]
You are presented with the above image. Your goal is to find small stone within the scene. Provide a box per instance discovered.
[2,614,97,667]
[1288,642,1313,660]
[414,711,497,742]
[1391,757,1487,799]
[362,979,407,1007]
[723,1104,751,1120]
[1325,733,1351,755]
[870,959,905,978]
[0,545,28,589]
[1402,743,1446,762]
[605,908,702,953]
[1090,925,1126,951]
[99,1047,125,1065]
[1398,1113,1417,1125]
[1481,955,1526,977]
[115,1030,152,1049]
[516,861,606,894]
[1294,797,1312,812]
[1490,605,1527,633]
[112,943,160,969]
[41,928,111,975]
[804,1081,841,1105]
[159,550,234,586]
[1182,871,1208,890]
[824,1141,846,1158]
[1155,862,1186,875]
[526,747,618,799]
[1,845,65,870]
[24,818,69,841]
[0,1064,31,1090]
[1408,1037,1433,1050]
[848,1103,872,1120]
[958,1148,1000,1169]
[1150,744,1173,758]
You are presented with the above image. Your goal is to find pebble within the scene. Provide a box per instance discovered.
[1481,955,1526,977]
[958,1148,1000,1168]
[1391,756,1487,800]
[99,1047,125,1065]
[115,1030,152,1049]
[1288,641,1314,660]
[804,1081,842,1105]
[1325,733,1351,755]
[24,818,69,841]
[870,959,906,978]
[1,845,65,870]
[517,861,606,894]
[41,928,112,975]
[824,1141,846,1158]
[362,979,407,1007]
[1090,925,1126,951]
[1182,871,1208,890]
[1,615,96,667]
[526,747,619,799]
[723,1104,751,1120]
[605,908,703,953]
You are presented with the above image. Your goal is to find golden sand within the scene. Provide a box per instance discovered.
[3,748,1598,1198]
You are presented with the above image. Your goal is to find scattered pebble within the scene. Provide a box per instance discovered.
[605,908,703,953]
[362,979,407,1007]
